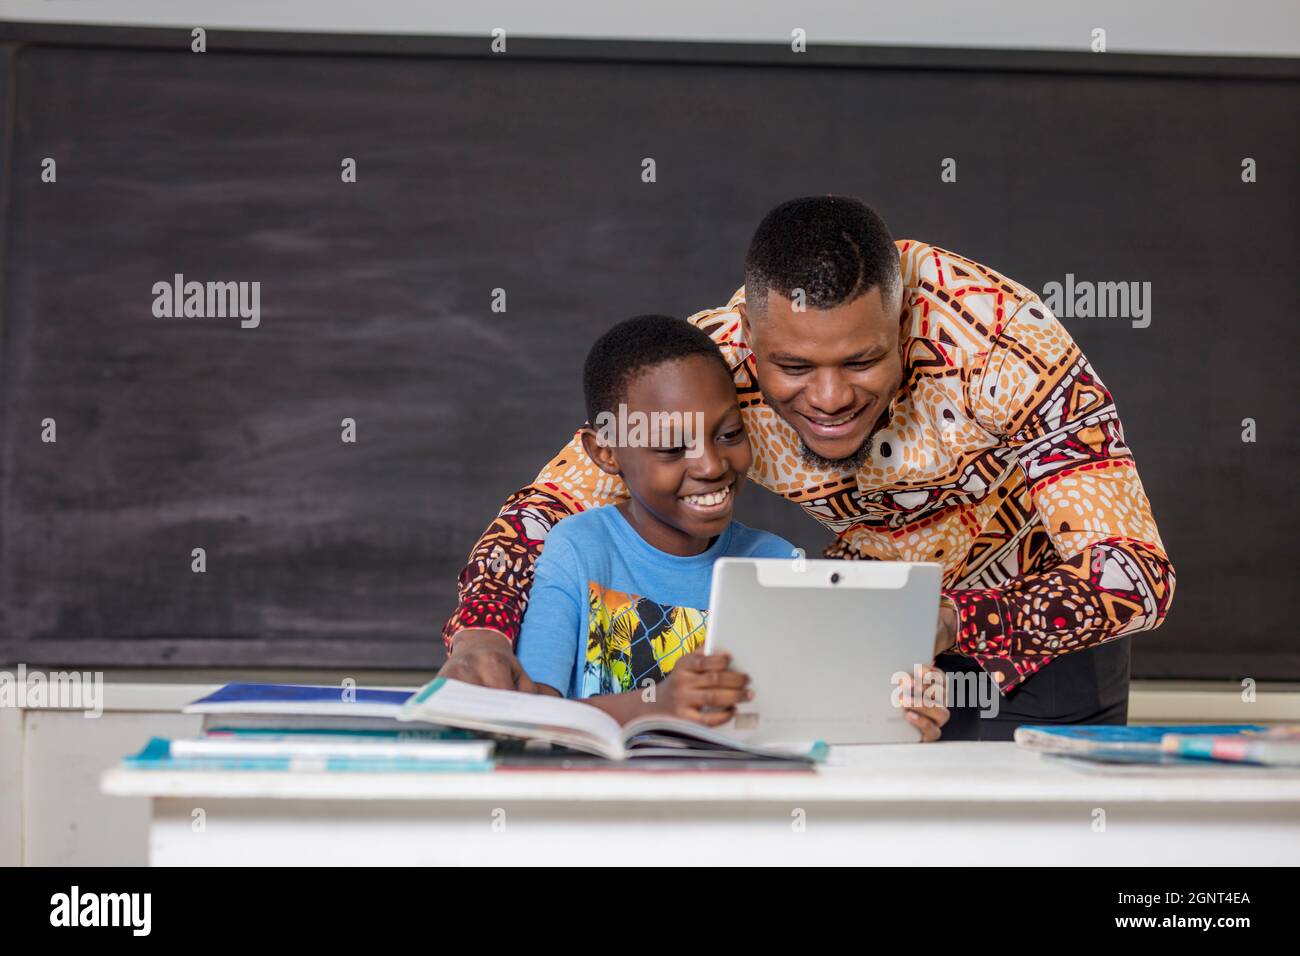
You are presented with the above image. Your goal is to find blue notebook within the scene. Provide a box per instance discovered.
[184,682,414,718]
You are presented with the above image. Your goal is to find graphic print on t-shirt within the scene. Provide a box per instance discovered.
[582,582,708,697]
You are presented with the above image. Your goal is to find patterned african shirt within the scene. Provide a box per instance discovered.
[442,241,1176,693]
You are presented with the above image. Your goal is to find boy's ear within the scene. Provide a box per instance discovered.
[580,427,622,477]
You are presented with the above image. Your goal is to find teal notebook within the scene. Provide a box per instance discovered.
[1015,724,1268,754]
[124,737,494,773]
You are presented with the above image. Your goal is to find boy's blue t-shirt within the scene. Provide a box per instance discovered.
[516,505,795,699]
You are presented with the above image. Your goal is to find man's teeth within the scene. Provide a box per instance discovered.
[812,411,857,426]
[682,487,731,506]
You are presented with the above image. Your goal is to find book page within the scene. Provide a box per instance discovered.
[621,715,821,759]
[400,678,626,758]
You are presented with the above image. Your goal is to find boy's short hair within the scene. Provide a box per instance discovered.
[583,314,730,424]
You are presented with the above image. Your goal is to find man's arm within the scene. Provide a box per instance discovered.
[439,431,628,687]
[949,299,1176,693]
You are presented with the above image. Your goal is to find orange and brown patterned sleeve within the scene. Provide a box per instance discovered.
[947,299,1176,692]
[440,432,628,650]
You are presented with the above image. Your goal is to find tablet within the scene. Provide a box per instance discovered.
[703,558,942,745]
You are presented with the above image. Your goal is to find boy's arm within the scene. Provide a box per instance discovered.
[581,689,661,725]
[589,654,751,727]
[512,535,585,698]
[536,683,660,724]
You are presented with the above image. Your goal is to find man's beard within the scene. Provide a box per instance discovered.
[799,433,874,472]
[758,384,892,473]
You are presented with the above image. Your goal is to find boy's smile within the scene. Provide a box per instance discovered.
[581,353,752,557]
[679,482,734,517]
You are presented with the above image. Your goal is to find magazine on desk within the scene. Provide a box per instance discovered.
[1015,723,1300,768]
[399,677,827,763]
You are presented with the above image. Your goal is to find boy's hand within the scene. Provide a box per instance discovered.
[897,665,950,742]
[655,651,752,726]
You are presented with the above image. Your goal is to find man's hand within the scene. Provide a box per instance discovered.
[898,664,951,743]
[655,652,752,726]
[933,597,959,657]
[439,628,539,693]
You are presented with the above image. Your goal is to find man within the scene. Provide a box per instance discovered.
[439,196,1176,740]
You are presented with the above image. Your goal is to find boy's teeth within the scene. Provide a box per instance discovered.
[683,487,730,506]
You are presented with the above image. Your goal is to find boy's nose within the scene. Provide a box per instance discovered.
[687,441,727,478]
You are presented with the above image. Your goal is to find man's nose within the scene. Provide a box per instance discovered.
[805,369,856,414]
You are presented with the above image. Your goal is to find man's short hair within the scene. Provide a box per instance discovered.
[744,195,901,315]
[583,314,730,424]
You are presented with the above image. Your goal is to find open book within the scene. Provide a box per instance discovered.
[399,678,826,762]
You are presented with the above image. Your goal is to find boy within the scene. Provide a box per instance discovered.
[515,314,944,735]
[516,314,787,726]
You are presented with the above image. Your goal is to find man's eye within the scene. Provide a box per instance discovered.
[778,365,810,375]
[847,359,878,369]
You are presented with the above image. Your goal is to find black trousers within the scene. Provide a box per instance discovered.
[936,637,1131,742]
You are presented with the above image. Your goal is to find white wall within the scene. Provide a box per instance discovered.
[1,0,1298,58]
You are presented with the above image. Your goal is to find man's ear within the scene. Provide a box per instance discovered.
[737,300,753,348]
[580,427,622,477]
[897,294,911,356]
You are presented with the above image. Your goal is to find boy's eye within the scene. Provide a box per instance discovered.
[719,428,745,442]
[654,446,686,457]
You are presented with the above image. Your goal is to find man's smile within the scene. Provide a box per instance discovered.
[797,404,869,439]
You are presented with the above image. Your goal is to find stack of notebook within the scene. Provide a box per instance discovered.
[120,679,824,772]
[124,683,495,773]
[1015,724,1300,770]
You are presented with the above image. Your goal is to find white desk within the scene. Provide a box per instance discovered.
[101,742,1300,865]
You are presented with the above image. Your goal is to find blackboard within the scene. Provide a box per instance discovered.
[0,26,1296,678]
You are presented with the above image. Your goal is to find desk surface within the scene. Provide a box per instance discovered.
[102,742,1300,804]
